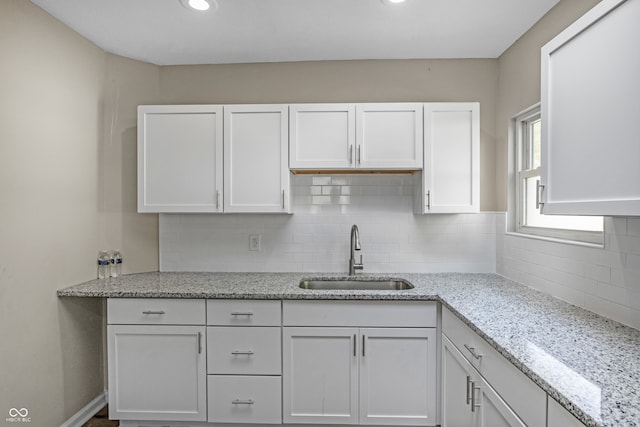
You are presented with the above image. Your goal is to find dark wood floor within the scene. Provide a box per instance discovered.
[82,406,118,427]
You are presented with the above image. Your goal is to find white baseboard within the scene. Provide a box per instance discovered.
[60,392,108,427]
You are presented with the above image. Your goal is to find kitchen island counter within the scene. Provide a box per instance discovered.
[58,272,640,427]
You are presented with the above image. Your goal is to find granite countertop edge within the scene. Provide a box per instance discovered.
[57,271,640,427]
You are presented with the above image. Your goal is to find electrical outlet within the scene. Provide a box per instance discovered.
[249,234,261,251]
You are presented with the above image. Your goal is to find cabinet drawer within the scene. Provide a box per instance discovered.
[107,298,205,325]
[207,300,281,326]
[208,375,282,424]
[283,300,437,327]
[442,307,546,427]
[207,327,281,375]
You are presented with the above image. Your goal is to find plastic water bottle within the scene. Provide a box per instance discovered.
[110,250,123,278]
[97,251,110,280]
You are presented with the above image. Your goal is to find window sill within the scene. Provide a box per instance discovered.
[504,230,604,249]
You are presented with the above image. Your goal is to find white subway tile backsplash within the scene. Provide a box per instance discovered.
[498,212,640,329]
[161,175,497,274]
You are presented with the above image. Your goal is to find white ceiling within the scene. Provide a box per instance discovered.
[31,0,560,66]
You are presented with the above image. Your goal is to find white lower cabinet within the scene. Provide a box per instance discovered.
[442,335,525,427]
[208,375,282,424]
[107,298,207,423]
[442,307,546,427]
[207,299,283,424]
[282,301,438,426]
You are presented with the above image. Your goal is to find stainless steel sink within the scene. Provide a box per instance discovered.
[299,278,414,290]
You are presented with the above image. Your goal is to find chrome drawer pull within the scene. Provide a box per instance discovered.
[466,375,472,405]
[231,350,255,355]
[232,399,254,405]
[464,344,483,360]
[230,312,254,316]
[142,310,165,315]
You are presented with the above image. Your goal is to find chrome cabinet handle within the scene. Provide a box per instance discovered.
[349,145,354,164]
[142,310,165,315]
[232,399,254,405]
[536,180,544,210]
[357,145,361,165]
[464,344,483,360]
[230,312,254,316]
[198,332,202,354]
[426,190,431,210]
[466,375,472,405]
[282,189,285,209]
[231,350,254,355]
[470,382,481,412]
[216,190,220,210]
[353,334,357,357]
[362,334,366,357]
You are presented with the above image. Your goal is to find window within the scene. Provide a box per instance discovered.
[514,104,603,244]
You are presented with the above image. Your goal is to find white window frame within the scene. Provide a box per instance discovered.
[513,104,603,245]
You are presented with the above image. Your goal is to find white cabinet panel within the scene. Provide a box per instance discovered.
[547,396,586,427]
[290,104,356,169]
[107,325,207,422]
[283,327,359,424]
[207,326,281,375]
[541,0,640,216]
[138,105,223,213]
[107,298,205,325]
[224,105,290,213]
[359,328,437,426]
[207,299,282,326]
[419,102,480,213]
[356,103,423,169]
[208,375,282,424]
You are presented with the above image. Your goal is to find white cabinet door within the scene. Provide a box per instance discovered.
[359,328,437,426]
[356,103,423,169]
[224,105,290,213]
[541,0,640,216]
[473,375,526,427]
[282,327,359,424]
[547,397,585,427]
[442,335,475,427]
[443,335,527,427]
[420,103,480,213]
[138,105,223,213]
[107,325,207,422]
[289,104,356,169]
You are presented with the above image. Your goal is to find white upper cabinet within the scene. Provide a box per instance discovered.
[138,104,290,214]
[356,103,423,169]
[289,103,423,170]
[418,103,480,214]
[224,105,290,213]
[138,105,223,213]
[289,104,356,169]
[540,0,640,216]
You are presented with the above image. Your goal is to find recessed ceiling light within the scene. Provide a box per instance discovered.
[381,0,407,4]
[180,0,218,12]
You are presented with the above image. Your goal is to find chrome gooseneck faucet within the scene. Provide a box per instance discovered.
[349,224,364,275]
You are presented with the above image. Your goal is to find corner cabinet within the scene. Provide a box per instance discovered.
[137,105,223,213]
[107,299,207,423]
[441,307,546,427]
[540,0,640,216]
[282,301,438,426]
[289,103,423,171]
[224,105,290,213]
[416,103,480,214]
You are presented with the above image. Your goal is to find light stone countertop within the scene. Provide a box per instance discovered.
[58,272,640,427]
